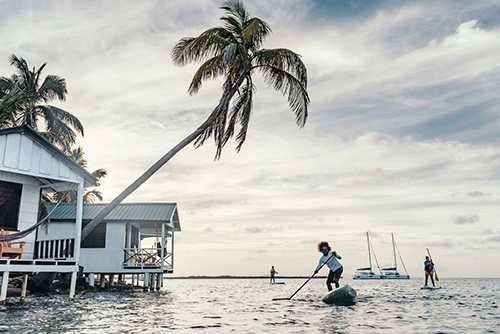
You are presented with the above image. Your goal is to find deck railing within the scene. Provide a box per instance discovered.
[122,247,172,271]
[34,238,75,259]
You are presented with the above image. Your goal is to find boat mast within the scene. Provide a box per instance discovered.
[392,233,397,271]
[367,232,372,271]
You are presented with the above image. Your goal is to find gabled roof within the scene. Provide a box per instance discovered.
[0,125,98,188]
[47,202,181,231]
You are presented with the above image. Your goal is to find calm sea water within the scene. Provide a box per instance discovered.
[0,278,498,333]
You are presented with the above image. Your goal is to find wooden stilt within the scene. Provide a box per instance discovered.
[109,274,115,287]
[143,273,149,292]
[89,273,95,287]
[69,271,77,299]
[20,274,28,302]
[150,273,155,291]
[160,274,164,288]
[100,274,106,288]
[131,274,136,286]
[156,273,161,290]
[0,271,9,305]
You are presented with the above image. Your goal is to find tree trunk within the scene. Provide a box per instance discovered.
[81,75,245,242]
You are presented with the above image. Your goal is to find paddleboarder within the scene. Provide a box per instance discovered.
[314,241,343,291]
[270,266,278,283]
[424,255,435,287]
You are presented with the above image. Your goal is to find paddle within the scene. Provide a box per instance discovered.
[272,252,336,301]
[426,248,440,282]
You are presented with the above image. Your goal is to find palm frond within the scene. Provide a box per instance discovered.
[91,168,108,180]
[259,65,309,127]
[40,105,84,136]
[223,78,254,152]
[188,55,225,95]
[241,18,271,50]
[171,29,232,66]
[38,74,67,102]
[253,48,308,87]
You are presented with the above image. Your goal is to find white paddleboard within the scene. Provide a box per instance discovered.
[322,284,357,305]
[421,286,441,289]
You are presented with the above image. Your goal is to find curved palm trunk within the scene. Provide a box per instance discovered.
[81,121,207,240]
[81,77,242,241]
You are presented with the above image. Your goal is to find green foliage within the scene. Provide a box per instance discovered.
[0,54,83,151]
[171,0,310,159]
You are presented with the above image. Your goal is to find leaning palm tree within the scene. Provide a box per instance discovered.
[81,0,309,240]
[0,54,84,151]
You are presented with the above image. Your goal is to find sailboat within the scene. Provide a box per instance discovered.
[353,232,383,279]
[353,232,410,279]
[380,233,410,279]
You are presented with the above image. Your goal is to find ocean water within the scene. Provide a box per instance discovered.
[0,277,498,333]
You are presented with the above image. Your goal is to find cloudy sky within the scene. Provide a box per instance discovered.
[2,0,500,278]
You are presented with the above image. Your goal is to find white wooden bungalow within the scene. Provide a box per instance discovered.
[0,125,98,302]
[38,202,181,289]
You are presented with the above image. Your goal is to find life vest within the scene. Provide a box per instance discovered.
[271,269,276,274]
[424,261,433,271]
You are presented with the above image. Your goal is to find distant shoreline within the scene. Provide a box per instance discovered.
[168,276,328,279]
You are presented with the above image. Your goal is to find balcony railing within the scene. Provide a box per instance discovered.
[34,239,75,259]
[122,247,172,271]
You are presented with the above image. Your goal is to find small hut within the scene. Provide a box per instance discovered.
[38,202,181,289]
[0,125,98,303]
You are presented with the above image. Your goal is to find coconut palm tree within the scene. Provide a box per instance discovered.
[0,54,84,152]
[81,0,309,241]
[50,145,108,203]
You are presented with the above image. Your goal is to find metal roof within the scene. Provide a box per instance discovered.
[47,202,181,231]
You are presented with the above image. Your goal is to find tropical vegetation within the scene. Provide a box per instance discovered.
[0,54,83,152]
[81,0,310,240]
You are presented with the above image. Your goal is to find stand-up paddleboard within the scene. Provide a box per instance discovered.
[270,282,285,284]
[322,285,357,305]
[421,286,442,289]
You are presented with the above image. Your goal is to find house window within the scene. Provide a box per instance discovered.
[0,181,23,231]
[81,221,106,248]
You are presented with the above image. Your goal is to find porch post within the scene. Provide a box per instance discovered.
[74,180,84,261]
[160,223,165,272]
[70,181,84,299]
[171,230,174,271]
[0,271,9,304]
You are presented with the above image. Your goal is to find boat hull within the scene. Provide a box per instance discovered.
[322,284,357,305]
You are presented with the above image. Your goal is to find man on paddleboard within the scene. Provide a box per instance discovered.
[270,266,278,283]
[314,241,343,291]
[424,256,435,287]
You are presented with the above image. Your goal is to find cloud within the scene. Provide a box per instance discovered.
[450,214,480,225]
[479,229,494,235]
[428,239,455,248]
[486,236,500,242]
[243,226,284,234]
[467,191,492,197]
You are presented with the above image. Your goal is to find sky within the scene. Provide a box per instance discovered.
[1,0,500,278]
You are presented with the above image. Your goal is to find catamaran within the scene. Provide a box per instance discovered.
[353,232,410,279]
[380,233,410,279]
[353,232,383,279]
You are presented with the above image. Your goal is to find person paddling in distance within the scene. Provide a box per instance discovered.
[314,241,343,291]
[424,255,435,287]
[270,266,278,283]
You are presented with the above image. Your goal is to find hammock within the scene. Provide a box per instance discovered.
[0,187,72,242]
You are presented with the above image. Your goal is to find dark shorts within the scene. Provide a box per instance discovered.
[327,266,343,283]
